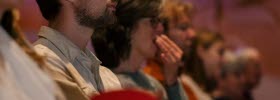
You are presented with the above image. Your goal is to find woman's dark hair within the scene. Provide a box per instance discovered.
[183,31,224,92]
[1,9,45,68]
[92,0,161,69]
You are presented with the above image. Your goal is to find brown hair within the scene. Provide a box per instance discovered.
[184,31,224,92]
[92,0,162,69]
[1,9,45,67]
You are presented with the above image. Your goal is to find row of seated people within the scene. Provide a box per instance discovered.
[0,0,261,100]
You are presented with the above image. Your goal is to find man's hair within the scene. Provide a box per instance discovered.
[92,0,161,69]
[36,0,62,21]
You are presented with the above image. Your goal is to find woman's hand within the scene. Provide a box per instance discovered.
[155,34,183,86]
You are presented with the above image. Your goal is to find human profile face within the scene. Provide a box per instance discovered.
[74,0,117,28]
[131,17,161,59]
[199,41,225,80]
[167,15,195,52]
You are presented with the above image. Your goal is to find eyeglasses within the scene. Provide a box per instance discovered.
[149,17,162,28]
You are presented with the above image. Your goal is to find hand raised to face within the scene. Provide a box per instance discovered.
[155,34,183,86]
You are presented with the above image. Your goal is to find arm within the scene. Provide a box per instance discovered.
[155,35,188,100]
[165,80,188,100]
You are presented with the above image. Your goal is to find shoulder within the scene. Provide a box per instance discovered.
[34,43,68,72]
[99,66,118,79]
[180,74,212,100]
[34,43,58,58]
[99,66,122,90]
[115,73,139,89]
[144,72,163,88]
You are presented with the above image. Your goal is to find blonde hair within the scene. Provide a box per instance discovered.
[160,0,193,24]
[1,9,45,68]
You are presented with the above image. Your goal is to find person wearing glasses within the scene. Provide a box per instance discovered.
[92,0,188,99]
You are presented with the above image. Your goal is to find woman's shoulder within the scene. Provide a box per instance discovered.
[116,73,139,89]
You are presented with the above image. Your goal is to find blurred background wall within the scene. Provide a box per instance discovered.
[18,0,280,100]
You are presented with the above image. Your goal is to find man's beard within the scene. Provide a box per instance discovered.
[75,7,117,29]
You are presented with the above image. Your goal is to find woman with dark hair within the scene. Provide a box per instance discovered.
[0,2,64,100]
[180,31,225,100]
[92,0,188,99]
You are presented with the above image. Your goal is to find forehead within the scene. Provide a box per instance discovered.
[170,14,190,25]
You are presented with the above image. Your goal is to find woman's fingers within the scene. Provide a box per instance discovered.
[161,35,182,54]
[156,35,183,61]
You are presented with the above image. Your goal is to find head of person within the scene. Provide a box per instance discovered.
[1,9,45,67]
[219,50,246,98]
[0,0,22,13]
[160,0,195,52]
[237,47,262,91]
[1,9,20,38]
[92,0,162,71]
[36,0,117,28]
[184,31,225,92]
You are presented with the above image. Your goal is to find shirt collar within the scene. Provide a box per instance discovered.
[38,26,101,65]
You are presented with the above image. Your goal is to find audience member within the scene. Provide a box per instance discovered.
[34,0,121,99]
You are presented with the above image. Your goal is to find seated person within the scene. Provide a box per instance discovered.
[92,0,188,99]
[0,4,64,100]
[236,47,262,100]
[180,31,225,100]
[213,50,246,100]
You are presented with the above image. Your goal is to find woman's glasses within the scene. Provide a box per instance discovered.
[149,17,162,28]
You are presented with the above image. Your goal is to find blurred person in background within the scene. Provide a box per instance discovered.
[144,0,195,84]
[143,0,197,99]
[236,47,262,100]
[213,50,246,100]
[180,31,225,100]
[92,0,188,99]
[0,0,65,100]
[34,0,122,99]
